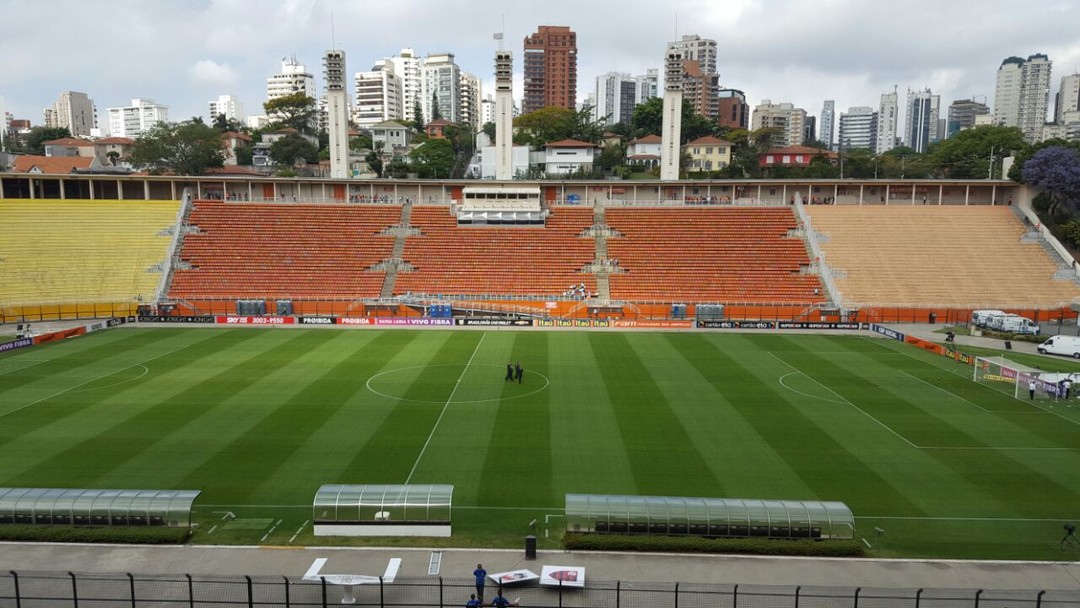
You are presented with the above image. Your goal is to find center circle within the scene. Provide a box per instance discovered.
[366,363,550,404]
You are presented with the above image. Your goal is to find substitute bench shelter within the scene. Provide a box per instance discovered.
[313,484,453,537]
[0,488,200,528]
[565,494,854,540]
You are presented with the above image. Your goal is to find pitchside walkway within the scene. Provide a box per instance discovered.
[0,543,1078,590]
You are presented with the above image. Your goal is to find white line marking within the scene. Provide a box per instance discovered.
[260,518,283,542]
[898,369,992,413]
[862,538,872,548]
[918,445,1078,451]
[367,363,550,404]
[207,525,218,535]
[777,371,848,404]
[0,345,190,420]
[856,515,1076,522]
[767,351,919,449]
[200,503,564,511]
[405,333,487,484]
[71,364,149,393]
[288,520,310,544]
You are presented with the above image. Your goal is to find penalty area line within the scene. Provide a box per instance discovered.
[404,332,488,484]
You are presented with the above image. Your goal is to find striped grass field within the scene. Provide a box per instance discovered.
[2,326,1080,560]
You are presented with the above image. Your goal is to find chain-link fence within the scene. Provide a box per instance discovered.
[2,571,1079,608]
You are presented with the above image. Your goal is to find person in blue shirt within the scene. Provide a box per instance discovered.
[490,591,518,607]
[466,594,483,608]
[473,564,487,600]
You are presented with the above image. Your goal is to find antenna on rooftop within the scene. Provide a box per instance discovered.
[330,13,336,49]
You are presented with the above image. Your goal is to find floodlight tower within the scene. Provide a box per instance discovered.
[324,49,349,179]
[659,50,684,181]
[494,44,514,181]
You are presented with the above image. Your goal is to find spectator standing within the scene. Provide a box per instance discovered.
[473,564,487,601]
[1029,379,1037,400]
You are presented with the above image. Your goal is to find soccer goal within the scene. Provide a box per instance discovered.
[973,356,1071,400]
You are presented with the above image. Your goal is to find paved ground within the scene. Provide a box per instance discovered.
[1,543,1080,590]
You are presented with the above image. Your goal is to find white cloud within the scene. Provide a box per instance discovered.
[189,60,238,87]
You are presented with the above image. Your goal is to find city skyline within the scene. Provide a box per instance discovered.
[2,0,1079,134]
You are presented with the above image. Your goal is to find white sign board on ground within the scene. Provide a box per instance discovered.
[488,569,539,585]
[539,565,584,588]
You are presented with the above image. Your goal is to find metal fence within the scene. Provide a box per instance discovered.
[2,571,1079,608]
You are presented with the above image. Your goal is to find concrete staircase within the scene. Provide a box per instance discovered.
[379,202,417,298]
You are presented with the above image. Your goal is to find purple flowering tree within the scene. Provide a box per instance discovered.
[1022,146,1080,212]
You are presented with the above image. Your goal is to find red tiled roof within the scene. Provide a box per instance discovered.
[42,137,94,147]
[685,136,732,146]
[766,145,836,156]
[629,134,662,145]
[95,137,136,145]
[222,131,253,141]
[544,138,599,148]
[13,155,94,174]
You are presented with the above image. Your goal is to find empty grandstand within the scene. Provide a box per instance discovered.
[606,207,825,304]
[0,198,178,317]
[806,206,1080,308]
[170,200,401,300]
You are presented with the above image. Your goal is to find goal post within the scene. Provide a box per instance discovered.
[973,356,1066,400]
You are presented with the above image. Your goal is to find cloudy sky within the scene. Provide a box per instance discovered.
[2,0,1079,135]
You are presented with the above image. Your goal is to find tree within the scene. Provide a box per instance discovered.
[1022,146,1080,214]
[413,100,425,131]
[595,140,628,173]
[514,107,576,147]
[129,120,225,176]
[1009,138,1080,182]
[928,125,1026,179]
[431,91,442,121]
[263,92,317,134]
[366,142,385,178]
[269,133,319,167]
[481,121,496,145]
[629,98,714,142]
[350,134,373,152]
[409,139,455,178]
[721,127,780,178]
[23,126,72,155]
[106,151,120,166]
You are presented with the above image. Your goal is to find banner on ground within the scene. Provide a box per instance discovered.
[905,334,945,355]
[777,321,866,330]
[138,315,215,324]
[0,338,34,353]
[611,320,693,329]
[33,327,86,345]
[374,318,453,326]
[455,318,534,327]
[871,324,905,341]
[698,320,774,329]
[216,316,295,325]
[536,319,611,328]
[298,316,336,325]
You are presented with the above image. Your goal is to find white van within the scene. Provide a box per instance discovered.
[972,310,1007,327]
[996,315,1040,335]
[1038,335,1080,358]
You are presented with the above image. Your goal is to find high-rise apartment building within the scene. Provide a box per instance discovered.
[267,57,316,101]
[107,98,168,138]
[752,100,807,147]
[946,99,990,138]
[593,70,658,126]
[1054,72,1080,130]
[666,35,719,120]
[385,49,423,120]
[421,53,461,123]
[459,71,482,129]
[44,91,96,137]
[993,54,1052,143]
[354,61,404,127]
[876,89,898,154]
[208,94,245,124]
[803,116,817,145]
[522,25,578,114]
[820,100,836,149]
[717,89,748,130]
[905,88,941,153]
[838,106,878,151]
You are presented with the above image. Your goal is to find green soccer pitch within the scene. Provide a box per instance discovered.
[2,326,1080,560]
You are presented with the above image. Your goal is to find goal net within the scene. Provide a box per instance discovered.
[973,356,1070,400]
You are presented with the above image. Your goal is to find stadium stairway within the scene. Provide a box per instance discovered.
[380,202,414,298]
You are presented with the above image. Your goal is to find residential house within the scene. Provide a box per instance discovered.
[626,134,662,168]
[368,120,415,159]
[424,118,453,139]
[42,137,96,158]
[14,155,100,174]
[93,137,135,166]
[683,136,732,172]
[221,131,253,166]
[543,139,599,176]
[759,145,837,168]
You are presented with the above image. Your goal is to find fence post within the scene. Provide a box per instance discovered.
[186,574,194,608]
[69,572,79,608]
[1036,590,1046,608]
[128,572,136,608]
[616,581,620,608]
[283,576,290,608]
[975,589,982,608]
[9,570,20,608]
[439,577,443,608]
[733,584,738,608]
[380,576,385,608]
[854,587,861,608]
[795,586,801,608]
[916,588,923,608]
[674,582,679,608]
[558,580,564,608]
[245,575,254,608]
[321,578,327,608]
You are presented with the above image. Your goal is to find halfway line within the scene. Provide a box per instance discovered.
[404,332,487,484]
